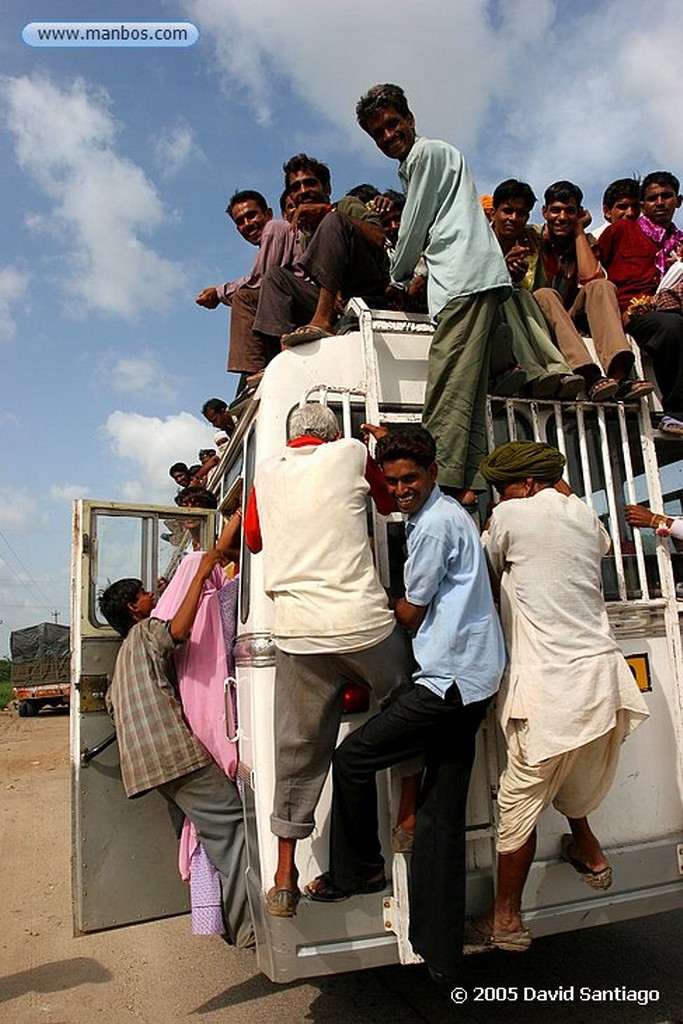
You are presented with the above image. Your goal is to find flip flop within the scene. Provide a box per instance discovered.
[616,378,654,401]
[560,834,613,890]
[304,871,387,903]
[587,376,619,402]
[281,325,333,347]
[265,886,300,917]
[658,415,683,437]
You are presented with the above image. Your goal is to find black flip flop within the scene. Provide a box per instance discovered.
[304,871,387,903]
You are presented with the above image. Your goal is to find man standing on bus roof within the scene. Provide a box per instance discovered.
[356,83,511,504]
[305,424,505,983]
[243,404,414,918]
[98,538,254,949]
[465,441,649,953]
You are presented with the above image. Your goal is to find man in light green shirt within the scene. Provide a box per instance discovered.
[356,83,510,498]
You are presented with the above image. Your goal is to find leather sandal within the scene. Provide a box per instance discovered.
[587,376,619,401]
[266,886,300,917]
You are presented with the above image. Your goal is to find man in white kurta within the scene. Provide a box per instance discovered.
[468,441,649,952]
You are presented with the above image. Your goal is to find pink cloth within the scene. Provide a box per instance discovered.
[152,552,238,781]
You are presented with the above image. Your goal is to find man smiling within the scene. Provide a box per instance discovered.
[196,189,299,386]
[305,424,505,983]
[599,171,683,435]
[356,83,510,503]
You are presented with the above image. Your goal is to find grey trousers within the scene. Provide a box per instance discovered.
[160,763,254,948]
[271,625,415,840]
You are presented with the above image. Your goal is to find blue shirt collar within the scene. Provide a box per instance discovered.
[405,483,441,533]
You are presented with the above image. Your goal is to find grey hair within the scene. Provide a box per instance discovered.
[288,404,340,442]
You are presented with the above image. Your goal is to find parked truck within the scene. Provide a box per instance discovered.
[11,622,71,717]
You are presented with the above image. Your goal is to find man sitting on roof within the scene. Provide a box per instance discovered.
[592,177,641,239]
[196,189,300,390]
[252,153,389,347]
[489,179,584,400]
[526,180,652,403]
[598,171,683,436]
[465,441,649,954]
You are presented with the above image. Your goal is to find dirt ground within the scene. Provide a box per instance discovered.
[1,709,681,1024]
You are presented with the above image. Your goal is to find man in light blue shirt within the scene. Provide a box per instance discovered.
[356,84,510,500]
[305,425,505,982]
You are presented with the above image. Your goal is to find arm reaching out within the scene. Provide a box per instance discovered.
[169,548,223,641]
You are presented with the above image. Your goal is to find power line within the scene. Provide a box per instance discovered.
[0,532,57,611]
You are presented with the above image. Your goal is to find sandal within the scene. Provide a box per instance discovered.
[266,886,300,917]
[587,376,619,401]
[560,834,613,891]
[304,871,387,903]
[616,378,655,401]
[281,324,333,347]
[463,916,532,954]
[658,415,683,437]
[391,826,414,853]
[556,373,585,400]
[492,364,526,397]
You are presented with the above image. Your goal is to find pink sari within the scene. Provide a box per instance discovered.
[152,551,238,780]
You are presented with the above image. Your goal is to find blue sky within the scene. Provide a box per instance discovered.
[1,0,681,652]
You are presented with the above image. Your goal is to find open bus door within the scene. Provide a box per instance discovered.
[70,500,214,935]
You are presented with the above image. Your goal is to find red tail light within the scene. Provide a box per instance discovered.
[342,682,370,714]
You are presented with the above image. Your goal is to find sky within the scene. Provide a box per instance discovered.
[1,0,681,653]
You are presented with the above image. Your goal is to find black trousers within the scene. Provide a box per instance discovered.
[253,211,387,338]
[329,683,490,977]
[629,309,683,418]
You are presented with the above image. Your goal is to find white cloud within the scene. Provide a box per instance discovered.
[155,119,201,177]
[0,265,29,342]
[0,486,48,532]
[1,74,186,318]
[49,484,90,502]
[0,410,19,429]
[103,410,214,504]
[181,0,682,201]
[108,350,179,402]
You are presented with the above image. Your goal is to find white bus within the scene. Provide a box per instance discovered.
[71,302,683,982]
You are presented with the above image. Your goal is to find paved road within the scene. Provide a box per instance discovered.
[0,711,681,1024]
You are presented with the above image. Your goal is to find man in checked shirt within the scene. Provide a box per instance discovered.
[99,536,253,948]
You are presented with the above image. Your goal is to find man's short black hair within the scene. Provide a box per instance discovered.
[375,425,437,470]
[641,171,680,199]
[347,183,380,204]
[544,180,583,207]
[279,186,292,213]
[98,578,143,638]
[201,398,228,417]
[226,189,269,217]
[175,486,218,509]
[356,84,412,130]
[602,177,640,208]
[169,461,189,478]
[382,189,405,209]
[493,179,537,211]
[282,153,331,194]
